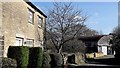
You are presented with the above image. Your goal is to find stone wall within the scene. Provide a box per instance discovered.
[0,1,2,36]
[65,53,85,65]
[1,0,46,57]
[75,53,85,65]
[85,52,104,58]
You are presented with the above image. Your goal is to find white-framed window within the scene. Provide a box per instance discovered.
[0,36,4,46]
[15,37,23,46]
[28,9,34,24]
[26,39,34,47]
[0,36,4,57]
[38,16,42,28]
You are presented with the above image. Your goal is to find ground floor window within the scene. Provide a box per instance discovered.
[15,37,23,46]
[0,36,4,57]
[26,39,34,47]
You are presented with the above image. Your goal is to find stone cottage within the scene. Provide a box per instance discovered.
[0,0,47,57]
[78,35,114,57]
[98,35,115,55]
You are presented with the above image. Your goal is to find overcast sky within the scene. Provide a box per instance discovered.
[31,1,118,34]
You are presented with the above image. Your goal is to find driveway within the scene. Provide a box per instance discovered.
[68,55,120,68]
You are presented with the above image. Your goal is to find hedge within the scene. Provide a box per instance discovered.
[2,57,17,68]
[7,46,29,68]
[28,47,43,68]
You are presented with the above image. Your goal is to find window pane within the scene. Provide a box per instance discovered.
[28,9,33,23]
[26,39,34,47]
[38,16,42,27]
[15,38,23,46]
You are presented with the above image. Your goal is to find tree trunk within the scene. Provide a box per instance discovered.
[58,45,62,54]
[57,45,65,66]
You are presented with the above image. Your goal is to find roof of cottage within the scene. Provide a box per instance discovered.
[98,35,113,46]
[78,35,105,41]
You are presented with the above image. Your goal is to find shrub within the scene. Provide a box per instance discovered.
[50,53,63,67]
[42,52,51,68]
[28,47,43,68]
[7,46,29,68]
[2,57,17,68]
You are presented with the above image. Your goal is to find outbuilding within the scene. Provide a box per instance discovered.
[98,35,115,55]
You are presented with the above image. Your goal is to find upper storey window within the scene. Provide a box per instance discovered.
[28,9,34,24]
[38,16,43,28]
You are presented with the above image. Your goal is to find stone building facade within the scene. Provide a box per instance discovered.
[0,0,47,57]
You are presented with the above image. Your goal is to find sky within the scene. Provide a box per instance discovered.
[31,1,118,34]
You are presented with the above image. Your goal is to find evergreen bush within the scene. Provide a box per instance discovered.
[28,47,43,68]
[2,57,17,68]
[7,46,29,68]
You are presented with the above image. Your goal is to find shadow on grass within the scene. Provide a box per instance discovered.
[68,65,120,68]
[86,58,120,65]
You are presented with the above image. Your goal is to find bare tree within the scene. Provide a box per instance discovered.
[46,2,87,53]
[113,26,120,35]
[62,39,86,53]
[76,25,99,37]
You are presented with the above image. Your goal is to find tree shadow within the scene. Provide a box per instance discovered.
[86,58,120,65]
